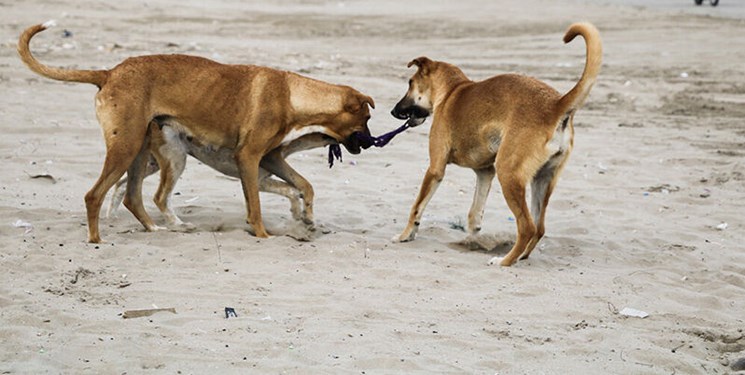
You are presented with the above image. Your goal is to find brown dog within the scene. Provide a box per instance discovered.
[18,21,374,243]
[106,123,333,231]
[390,22,602,266]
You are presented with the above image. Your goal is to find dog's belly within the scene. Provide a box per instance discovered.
[449,132,500,170]
[181,135,240,178]
[157,119,240,178]
[450,148,497,170]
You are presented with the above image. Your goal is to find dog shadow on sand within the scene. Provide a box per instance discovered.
[448,232,514,256]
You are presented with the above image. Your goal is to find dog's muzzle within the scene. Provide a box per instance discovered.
[391,101,430,127]
[342,130,374,154]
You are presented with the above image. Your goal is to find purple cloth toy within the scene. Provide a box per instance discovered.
[327,121,412,168]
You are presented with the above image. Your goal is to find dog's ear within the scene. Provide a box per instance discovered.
[345,94,376,113]
[407,56,432,75]
[360,94,375,110]
[344,98,361,113]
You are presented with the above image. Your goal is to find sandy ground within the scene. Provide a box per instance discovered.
[2,0,745,373]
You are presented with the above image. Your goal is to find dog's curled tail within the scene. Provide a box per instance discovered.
[557,22,602,114]
[18,21,108,88]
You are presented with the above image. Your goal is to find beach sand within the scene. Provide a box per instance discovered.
[1,0,744,373]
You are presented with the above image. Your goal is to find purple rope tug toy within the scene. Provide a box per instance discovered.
[327,120,412,168]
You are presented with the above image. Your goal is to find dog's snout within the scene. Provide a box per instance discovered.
[391,103,410,120]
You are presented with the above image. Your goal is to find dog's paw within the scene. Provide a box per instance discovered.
[170,222,197,233]
[392,232,415,243]
[487,256,515,267]
[146,224,167,232]
[487,256,504,266]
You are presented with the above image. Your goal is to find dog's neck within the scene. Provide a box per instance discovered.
[430,63,470,109]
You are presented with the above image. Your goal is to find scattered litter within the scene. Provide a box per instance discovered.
[619,307,649,318]
[679,72,689,78]
[13,219,33,234]
[647,184,680,193]
[61,29,73,38]
[597,162,608,173]
[225,307,237,319]
[261,315,272,321]
[26,172,57,183]
[715,222,728,231]
[447,217,466,232]
[731,357,745,371]
[184,196,200,204]
[122,307,176,319]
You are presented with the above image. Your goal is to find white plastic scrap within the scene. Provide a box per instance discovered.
[619,307,649,318]
[13,219,33,234]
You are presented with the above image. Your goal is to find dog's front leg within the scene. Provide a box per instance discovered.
[395,159,447,242]
[236,147,269,238]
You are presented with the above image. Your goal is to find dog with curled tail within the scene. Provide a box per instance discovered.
[390,22,602,266]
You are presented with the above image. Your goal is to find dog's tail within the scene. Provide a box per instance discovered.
[18,21,108,88]
[556,22,602,115]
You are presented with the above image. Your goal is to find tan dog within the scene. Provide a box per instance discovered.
[18,21,374,243]
[390,22,602,266]
[106,122,333,231]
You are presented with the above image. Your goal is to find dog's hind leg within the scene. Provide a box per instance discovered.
[85,105,149,243]
[467,166,495,237]
[123,131,163,232]
[150,130,190,230]
[106,176,127,218]
[259,177,304,221]
[260,149,314,226]
[489,137,543,266]
[523,153,570,260]
[106,155,159,219]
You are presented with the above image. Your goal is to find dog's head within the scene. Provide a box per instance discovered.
[332,91,376,154]
[391,57,434,127]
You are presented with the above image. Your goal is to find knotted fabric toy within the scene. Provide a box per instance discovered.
[327,120,412,168]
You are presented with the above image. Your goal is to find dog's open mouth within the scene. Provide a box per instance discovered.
[405,116,426,127]
[391,106,429,127]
